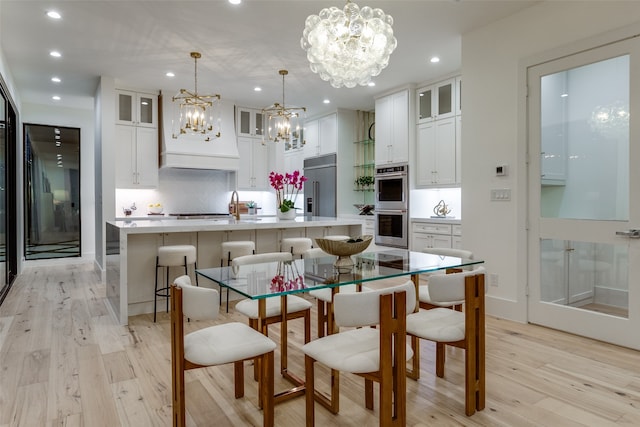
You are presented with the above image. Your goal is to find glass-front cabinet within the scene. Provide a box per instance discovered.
[417,78,456,124]
[116,90,157,128]
[237,107,264,139]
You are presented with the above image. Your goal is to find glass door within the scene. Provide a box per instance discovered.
[527,38,640,349]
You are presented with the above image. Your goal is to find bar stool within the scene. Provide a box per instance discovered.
[155,244,197,322]
[280,237,313,258]
[220,240,255,312]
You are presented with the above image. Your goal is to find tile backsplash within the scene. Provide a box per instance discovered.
[115,168,277,217]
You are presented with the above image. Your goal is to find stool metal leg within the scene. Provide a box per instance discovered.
[154,256,159,322]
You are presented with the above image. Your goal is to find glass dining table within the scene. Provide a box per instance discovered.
[196,249,484,403]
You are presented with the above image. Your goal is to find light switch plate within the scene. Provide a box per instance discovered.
[491,189,511,201]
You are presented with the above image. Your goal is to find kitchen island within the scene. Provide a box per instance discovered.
[106,216,365,324]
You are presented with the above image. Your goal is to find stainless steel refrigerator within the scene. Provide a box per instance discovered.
[304,153,337,217]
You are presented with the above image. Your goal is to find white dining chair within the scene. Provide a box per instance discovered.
[303,247,372,337]
[406,267,486,416]
[419,247,475,311]
[170,275,276,427]
[232,252,312,377]
[302,281,416,426]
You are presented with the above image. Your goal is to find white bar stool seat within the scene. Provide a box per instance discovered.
[280,237,313,258]
[155,244,197,322]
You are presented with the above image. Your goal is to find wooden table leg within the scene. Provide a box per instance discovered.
[407,274,421,380]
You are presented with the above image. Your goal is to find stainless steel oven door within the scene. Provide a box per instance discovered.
[375,209,408,249]
[375,165,408,210]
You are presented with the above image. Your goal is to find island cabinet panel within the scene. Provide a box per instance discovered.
[127,232,198,314]
[126,233,163,310]
[197,231,226,269]
[108,217,366,324]
[256,229,279,253]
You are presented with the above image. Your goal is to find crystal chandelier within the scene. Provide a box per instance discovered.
[262,70,306,144]
[301,0,397,88]
[172,52,222,141]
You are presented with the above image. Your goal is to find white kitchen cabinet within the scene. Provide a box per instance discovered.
[126,232,197,310]
[375,89,409,165]
[304,119,319,157]
[411,221,456,251]
[116,90,157,128]
[284,148,305,175]
[452,224,463,249]
[236,106,264,139]
[115,125,158,188]
[416,117,456,186]
[417,78,456,124]
[237,136,272,190]
[455,76,463,116]
[304,113,337,158]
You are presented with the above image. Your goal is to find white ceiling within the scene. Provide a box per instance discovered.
[1,0,536,118]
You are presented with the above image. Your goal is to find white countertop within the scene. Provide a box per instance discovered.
[108,215,365,234]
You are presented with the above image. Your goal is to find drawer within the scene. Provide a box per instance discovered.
[452,224,462,236]
[412,222,452,235]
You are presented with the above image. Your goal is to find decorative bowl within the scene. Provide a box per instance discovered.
[314,235,373,272]
[148,206,163,214]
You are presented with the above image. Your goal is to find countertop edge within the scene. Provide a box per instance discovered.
[108,216,366,234]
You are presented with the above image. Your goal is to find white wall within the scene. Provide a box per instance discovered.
[22,103,96,264]
[462,2,640,321]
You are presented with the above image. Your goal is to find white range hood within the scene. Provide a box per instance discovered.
[160,95,240,171]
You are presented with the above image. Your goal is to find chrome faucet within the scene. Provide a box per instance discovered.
[230,190,240,220]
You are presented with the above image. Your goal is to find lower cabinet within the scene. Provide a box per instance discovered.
[411,221,461,251]
[127,232,198,313]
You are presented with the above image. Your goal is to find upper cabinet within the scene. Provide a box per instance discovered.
[417,78,456,124]
[375,89,409,165]
[116,90,157,128]
[414,76,462,188]
[237,136,273,190]
[416,118,457,186]
[115,89,158,188]
[236,107,264,139]
[304,113,337,158]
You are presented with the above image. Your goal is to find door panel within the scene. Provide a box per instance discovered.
[527,38,640,349]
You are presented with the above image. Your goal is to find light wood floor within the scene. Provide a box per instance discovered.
[2,263,640,426]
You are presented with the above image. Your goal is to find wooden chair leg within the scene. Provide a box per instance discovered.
[262,352,275,427]
[317,300,326,338]
[435,342,446,378]
[407,335,420,380]
[365,379,374,410]
[234,360,244,399]
[304,309,311,344]
[305,355,315,427]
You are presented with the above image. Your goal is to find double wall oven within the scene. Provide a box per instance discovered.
[374,164,409,248]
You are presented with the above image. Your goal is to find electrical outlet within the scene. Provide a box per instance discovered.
[489,273,499,287]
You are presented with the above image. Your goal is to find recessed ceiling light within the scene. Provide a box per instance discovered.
[323,99,330,104]
[367,81,376,87]
[561,93,569,98]
[430,56,440,63]
[52,95,61,101]
[166,72,175,77]
[50,50,62,58]
[51,76,61,83]
[229,0,242,4]
[47,11,61,19]
[254,87,262,92]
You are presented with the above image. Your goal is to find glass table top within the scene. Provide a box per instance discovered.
[196,249,483,300]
